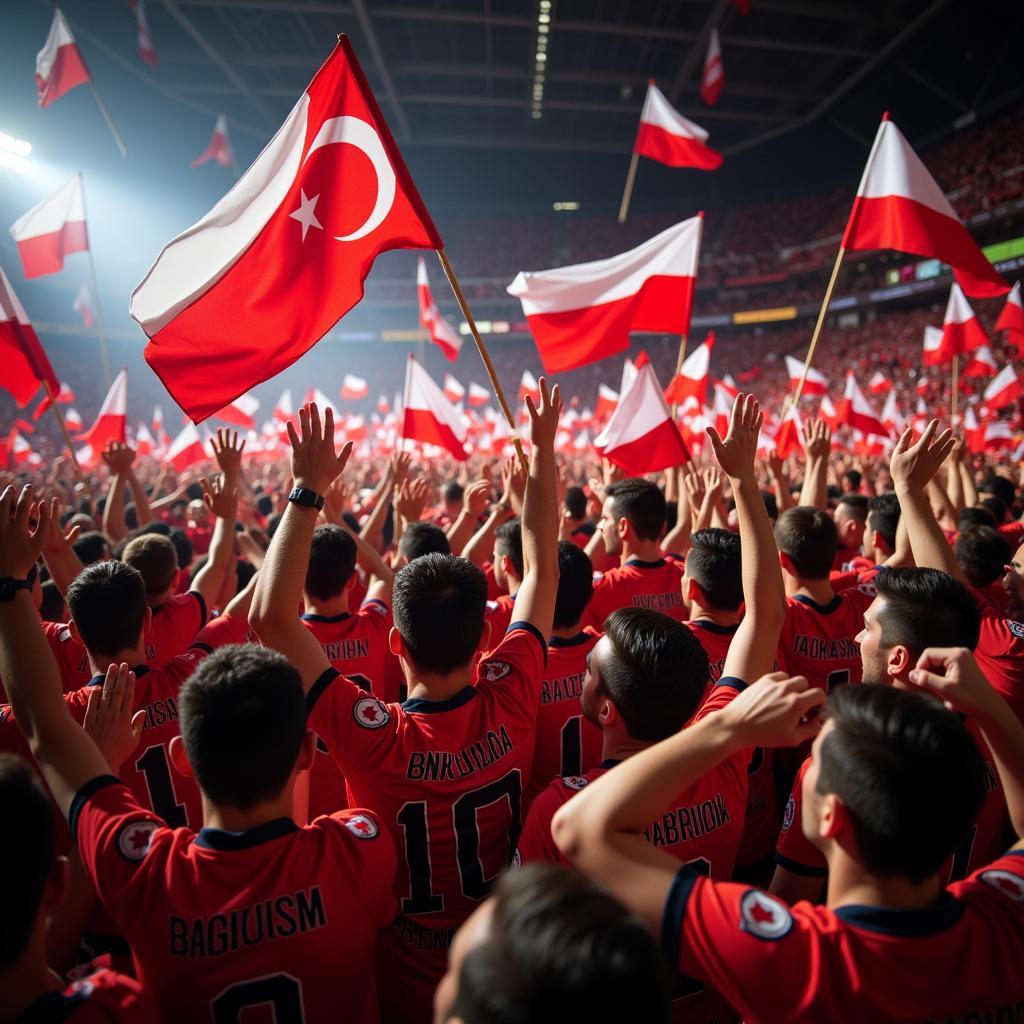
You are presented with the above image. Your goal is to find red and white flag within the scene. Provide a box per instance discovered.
[785,355,828,397]
[153,405,170,450]
[64,407,84,432]
[32,381,75,420]
[10,174,89,279]
[922,324,944,367]
[715,374,739,400]
[272,389,293,423]
[961,345,998,379]
[519,370,539,402]
[341,373,368,400]
[635,81,722,171]
[983,365,1024,410]
[962,404,983,453]
[665,331,715,406]
[880,390,903,435]
[135,422,155,456]
[841,115,1008,299]
[442,373,465,403]
[773,406,803,460]
[819,395,841,431]
[191,114,234,169]
[996,281,1024,343]
[129,0,157,67]
[595,360,689,473]
[77,369,127,448]
[868,371,891,394]
[166,422,208,470]
[401,356,468,460]
[212,391,259,429]
[596,383,619,419]
[0,266,60,407]
[36,9,90,108]
[982,421,1015,453]
[132,38,442,423]
[72,283,94,327]
[700,29,724,106]
[417,257,462,361]
[508,214,702,373]
[10,432,41,468]
[836,371,888,437]
[468,381,490,407]
[939,282,988,362]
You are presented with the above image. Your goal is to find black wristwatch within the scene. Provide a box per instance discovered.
[0,577,32,602]
[288,486,325,511]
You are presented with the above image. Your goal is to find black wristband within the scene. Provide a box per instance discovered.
[288,486,325,511]
[0,577,32,602]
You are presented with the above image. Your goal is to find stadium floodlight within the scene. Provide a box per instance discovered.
[0,132,32,157]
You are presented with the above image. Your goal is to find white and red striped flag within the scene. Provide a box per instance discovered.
[77,369,127,448]
[468,381,490,407]
[10,432,42,468]
[129,0,157,67]
[273,389,293,423]
[340,374,368,400]
[665,330,714,406]
[961,345,998,379]
[10,175,89,279]
[32,381,74,420]
[868,371,891,394]
[153,405,170,450]
[635,82,722,171]
[880,390,903,436]
[922,324,944,367]
[417,257,462,361]
[785,355,828,397]
[983,365,1024,410]
[963,404,984,453]
[442,373,465,404]
[167,422,208,470]
[836,371,887,437]
[73,284,94,327]
[519,370,539,402]
[376,394,390,414]
[36,9,90,107]
[212,391,259,429]
[819,395,841,432]
[982,421,1015,453]
[996,281,1024,343]
[64,407,84,432]
[842,115,1008,299]
[401,356,468,460]
[191,114,234,169]
[0,266,60,407]
[508,214,702,374]
[596,383,619,419]
[700,28,724,106]
[135,422,156,456]
[939,283,988,363]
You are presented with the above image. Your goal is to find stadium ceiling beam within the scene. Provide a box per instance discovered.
[349,0,411,141]
[896,62,969,112]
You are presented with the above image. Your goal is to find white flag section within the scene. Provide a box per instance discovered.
[922,324,944,366]
[341,373,368,399]
[417,257,463,361]
[77,369,127,447]
[273,389,293,422]
[443,373,465,403]
[468,381,490,406]
[636,82,722,171]
[212,391,260,429]
[785,355,828,396]
[983,365,1024,409]
[519,370,539,400]
[10,174,89,279]
[837,371,888,437]
[401,357,468,461]
[167,422,207,470]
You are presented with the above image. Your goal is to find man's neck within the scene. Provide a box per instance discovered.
[600,731,651,764]
[406,665,475,703]
[303,592,351,617]
[550,623,584,640]
[202,789,298,833]
[826,850,943,912]
[0,938,55,1023]
[688,603,741,627]
[786,576,836,605]
[87,645,146,676]
[621,539,663,564]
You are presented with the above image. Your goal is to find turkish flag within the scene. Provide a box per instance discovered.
[0,266,59,407]
[132,36,442,423]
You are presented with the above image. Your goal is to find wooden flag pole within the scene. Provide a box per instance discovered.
[44,380,83,480]
[617,148,640,224]
[87,82,128,159]
[435,249,528,470]
[792,245,846,406]
[669,333,689,419]
[951,354,959,419]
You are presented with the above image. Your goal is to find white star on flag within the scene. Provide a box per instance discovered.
[289,189,322,241]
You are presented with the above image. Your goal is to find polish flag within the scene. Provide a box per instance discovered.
[635,82,723,171]
[130,0,158,68]
[401,356,468,460]
[996,282,1024,343]
[819,395,840,431]
[417,257,462,361]
[153,405,170,450]
[700,29,724,106]
[785,355,828,397]
[595,361,689,473]
[983,365,1024,410]
[341,373,368,400]
[596,384,619,419]
[273,389,293,422]
[376,394,390,414]
[345,414,368,442]
[0,266,60,406]
[519,370,539,402]
[135,422,156,456]
[133,38,442,424]
[836,371,888,437]
[73,284,94,327]
[938,283,988,362]
[961,345,998,379]
[711,383,733,438]
[191,114,234,169]
[664,331,714,406]
[620,358,638,396]
[774,406,804,460]
[880,390,903,435]
[76,369,127,448]
[32,381,75,420]
[867,371,891,394]
[212,391,260,429]
[468,381,490,406]
[983,421,1015,453]
[508,215,702,373]
[442,373,465,403]
[11,432,42,467]
[922,325,945,367]
[64,407,84,432]
[841,115,1008,299]
[166,422,208,470]
[10,174,89,279]
[714,374,739,400]
[963,405,984,453]
[36,9,90,108]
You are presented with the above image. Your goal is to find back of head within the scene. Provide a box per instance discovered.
[979,495,1008,526]
[955,526,1013,588]
[606,479,665,542]
[72,530,110,566]
[980,474,1016,511]
[448,864,669,1024]
[843,469,862,492]
[0,755,55,969]
[169,528,194,570]
[874,567,981,656]
[132,521,171,538]
[123,533,179,599]
[179,645,307,810]
[393,554,487,674]
[400,521,451,561]
[818,686,985,883]
[304,525,357,600]
[66,561,148,657]
[686,528,742,611]
[552,541,593,630]
[867,492,901,551]
[495,518,524,579]
[599,608,709,740]
[39,580,65,623]
[836,493,869,525]
[564,485,587,521]
[775,506,838,580]
[443,481,465,507]
[957,506,996,531]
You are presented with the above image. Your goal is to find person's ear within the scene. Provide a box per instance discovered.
[597,697,617,729]
[169,736,194,777]
[68,620,82,646]
[388,626,404,658]
[779,552,797,576]
[295,729,317,773]
[818,793,844,840]
[888,644,911,679]
[617,517,630,540]
[686,578,703,604]
[501,554,513,580]
[346,574,357,593]
[143,606,153,634]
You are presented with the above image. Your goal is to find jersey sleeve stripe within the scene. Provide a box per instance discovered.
[306,667,341,713]
[507,620,548,662]
[660,865,701,969]
[189,641,214,655]
[189,589,208,624]
[774,852,828,878]
[716,676,747,692]
[68,774,123,845]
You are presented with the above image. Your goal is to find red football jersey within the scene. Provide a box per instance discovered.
[41,620,92,693]
[975,615,1024,723]
[524,629,603,809]
[584,557,687,628]
[483,594,516,646]
[71,778,396,1023]
[305,624,545,1024]
[145,591,207,665]
[15,958,158,1023]
[684,619,737,685]
[664,850,1024,1022]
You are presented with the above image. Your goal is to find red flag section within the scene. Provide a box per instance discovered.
[167,422,207,470]
[76,369,127,448]
[418,257,462,361]
[31,381,74,420]
[837,371,888,437]
[64,408,83,432]
[211,391,259,429]
[132,37,442,423]
[9,174,89,279]
[135,422,156,456]
[665,331,715,406]
[961,345,997,379]
[191,114,234,169]
[442,374,465,404]
[635,82,722,171]
[996,282,1024,343]
[36,9,90,108]
[401,357,468,460]
[595,384,619,419]
[868,371,891,394]
[922,324,944,367]
[700,29,724,106]
[774,406,804,460]
[785,355,828,397]
[73,284,94,327]
[467,381,490,406]
[841,116,1008,299]
[0,266,60,407]
[130,0,158,68]
[508,215,702,374]
[939,283,987,362]
[983,365,1023,410]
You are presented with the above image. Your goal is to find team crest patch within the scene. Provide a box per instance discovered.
[739,890,793,940]
[366,601,388,618]
[979,869,1024,902]
[116,820,160,861]
[1008,620,1024,640]
[352,696,391,729]
[344,814,378,840]
[561,776,589,791]
[480,661,511,682]
[857,582,877,597]
[782,795,795,832]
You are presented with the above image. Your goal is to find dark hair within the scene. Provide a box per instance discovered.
[184,482,205,502]
[169,528,194,570]
[980,474,1015,510]
[605,479,665,542]
[686,528,742,611]
[393,554,487,674]
[495,518,524,579]
[400,521,451,561]
[133,520,171,538]
[843,469,863,492]
[553,542,593,630]
[256,494,274,518]
[873,568,981,655]
[305,525,357,601]
[775,506,838,580]
[236,559,257,592]
[266,513,283,539]
[179,645,307,809]
[818,686,985,883]
[979,496,1008,526]
[443,481,465,506]
[564,485,587,520]
[0,755,56,968]
[66,561,147,656]
[72,530,109,566]
[955,527,1013,589]
[597,609,709,740]
[867,492,901,551]
[123,533,179,598]
[449,864,669,1024]
[760,489,778,522]
[39,580,65,623]
[958,506,996,530]
[836,493,869,523]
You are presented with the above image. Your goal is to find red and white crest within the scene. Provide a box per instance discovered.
[739,890,793,940]
[116,819,160,861]
[979,869,1024,902]
[343,813,379,840]
[352,696,391,729]
[480,660,511,682]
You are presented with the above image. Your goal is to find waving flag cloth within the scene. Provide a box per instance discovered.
[10,175,89,279]
[595,384,619,419]
[921,324,945,367]
[191,114,235,169]
[996,282,1024,344]
[785,355,828,397]
[72,284,94,327]
[135,422,156,456]
[880,391,903,435]
[33,381,74,420]
[937,283,988,362]
[211,391,259,429]
[983,365,1024,411]
[635,82,722,171]
[868,371,891,394]
[665,330,714,406]
[442,373,465,403]
[468,381,490,406]
[509,214,702,374]
[842,115,1008,299]
[418,256,462,361]
[837,371,888,437]
[129,0,157,67]
[0,267,60,407]
[64,408,84,432]
[36,9,90,107]
[132,36,442,423]
[961,345,998,379]
[167,423,207,471]
[700,28,724,106]
[340,373,368,399]
[401,356,468,460]
[519,370,539,402]
[77,369,127,448]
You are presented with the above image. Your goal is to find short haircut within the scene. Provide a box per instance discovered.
[836,493,869,524]
[179,645,307,809]
[66,561,147,657]
[0,755,55,968]
[843,469,862,492]
[955,526,1013,588]
[605,479,665,542]
[818,686,985,883]
[980,474,1015,510]
[184,482,204,502]
[449,864,669,1024]
[304,525,357,601]
[256,494,274,517]
[169,528,194,569]
[72,531,109,566]
[958,506,996,530]
[495,518,524,579]
[775,506,838,580]
[686,528,742,611]
[393,554,487,674]
[552,542,593,630]
[123,533,179,598]
[400,521,451,561]
[133,520,171,538]
[564,485,587,520]
[867,492,901,550]
[39,580,65,623]
[979,496,1008,526]
[760,489,778,522]
[598,609,709,741]
[873,567,981,656]
[443,481,465,506]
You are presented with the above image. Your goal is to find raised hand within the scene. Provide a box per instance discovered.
[720,671,826,749]
[463,479,491,518]
[201,474,239,521]
[801,417,831,460]
[908,647,1002,718]
[0,485,48,578]
[83,663,147,771]
[287,404,353,496]
[702,466,725,503]
[102,441,136,474]
[211,428,245,478]
[322,477,348,524]
[682,465,707,507]
[890,420,955,492]
[390,451,412,488]
[394,477,430,524]
[525,377,563,452]
[706,393,763,482]
[40,496,80,555]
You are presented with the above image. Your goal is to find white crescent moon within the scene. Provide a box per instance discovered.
[303,115,396,243]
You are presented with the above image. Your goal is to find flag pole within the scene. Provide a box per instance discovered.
[87,82,128,159]
[44,380,83,480]
[617,149,640,224]
[669,333,689,419]
[791,245,846,405]
[951,354,959,419]
[435,249,528,470]
[77,175,112,387]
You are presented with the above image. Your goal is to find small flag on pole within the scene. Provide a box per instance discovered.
[418,257,463,361]
[402,356,468,460]
[191,114,235,169]
[635,82,722,171]
[73,283,94,327]
[700,29,724,106]
[77,369,127,448]
[0,266,59,407]
[36,9,91,107]
[10,175,89,279]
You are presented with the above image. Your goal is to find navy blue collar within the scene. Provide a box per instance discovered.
[195,816,298,851]
[793,594,842,615]
[402,685,477,714]
[689,619,739,636]
[625,558,667,569]
[599,758,622,769]
[301,611,351,623]
[87,664,150,687]
[548,631,592,648]
[834,892,964,936]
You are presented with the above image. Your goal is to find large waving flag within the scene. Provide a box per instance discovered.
[417,256,462,361]
[77,369,127,448]
[837,371,888,437]
[10,175,89,279]
[131,36,442,423]
[36,9,90,107]
[983,365,1024,411]
[665,331,714,406]
[401,357,468,460]
[0,266,60,406]
[635,82,722,171]
[508,215,702,374]
[841,115,1008,299]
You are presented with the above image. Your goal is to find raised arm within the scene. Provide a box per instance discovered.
[446,479,492,557]
[359,460,397,552]
[101,442,136,543]
[40,497,85,594]
[191,430,243,607]
[798,418,830,510]
[766,448,796,513]
[661,465,697,555]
